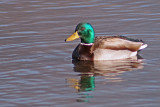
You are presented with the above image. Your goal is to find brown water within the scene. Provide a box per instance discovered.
[0,0,160,106]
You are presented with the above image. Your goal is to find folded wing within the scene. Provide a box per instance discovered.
[94,36,147,52]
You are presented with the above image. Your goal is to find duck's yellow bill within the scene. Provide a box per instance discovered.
[65,31,79,42]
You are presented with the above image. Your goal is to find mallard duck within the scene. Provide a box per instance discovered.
[65,22,147,61]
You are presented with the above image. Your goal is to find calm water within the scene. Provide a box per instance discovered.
[0,0,160,106]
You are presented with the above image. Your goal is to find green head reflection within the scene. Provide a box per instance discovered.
[79,75,95,92]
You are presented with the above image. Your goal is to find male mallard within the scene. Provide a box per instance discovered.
[65,22,147,61]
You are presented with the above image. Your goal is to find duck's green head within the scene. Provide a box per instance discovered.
[65,23,95,44]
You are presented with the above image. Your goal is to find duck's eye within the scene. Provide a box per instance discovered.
[81,27,85,31]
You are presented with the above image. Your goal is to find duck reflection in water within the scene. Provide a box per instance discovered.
[67,55,144,102]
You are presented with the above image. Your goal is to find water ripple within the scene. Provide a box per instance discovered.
[0,0,160,106]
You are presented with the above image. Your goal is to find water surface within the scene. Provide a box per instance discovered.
[0,0,160,106]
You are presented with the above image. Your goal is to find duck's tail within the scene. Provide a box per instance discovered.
[139,44,148,51]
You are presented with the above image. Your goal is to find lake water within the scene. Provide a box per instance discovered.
[0,0,160,106]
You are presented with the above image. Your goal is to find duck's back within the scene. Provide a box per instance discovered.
[94,36,146,52]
